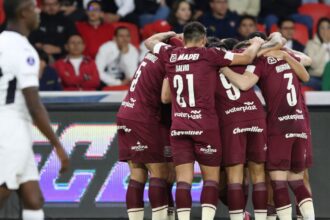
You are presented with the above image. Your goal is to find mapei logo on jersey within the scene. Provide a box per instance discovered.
[170,54,177,63]
[267,57,278,65]
[117,125,132,133]
[285,133,308,139]
[131,141,148,151]
[171,130,203,136]
[233,126,263,134]
[200,145,217,155]
[26,56,35,66]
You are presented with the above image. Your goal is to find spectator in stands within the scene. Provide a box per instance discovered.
[278,18,305,52]
[96,26,139,86]
[228,0,260,17]
[54,35,100,91]
[199,0,240,39]
[237,15,258,40]
[60,0,86,22]
[29,0,77,61]
[76,0,114,59]
[136,0,170,27]
[0,0,5,32]
[168,0,193,33]
[193,0,210,20]
[38,50,63,91]
[82,0,138,25]
[305,17,330,90]
[259,0,313,37]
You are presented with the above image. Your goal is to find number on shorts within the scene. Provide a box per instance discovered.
[130,61,147,92]
[0,67,17,105]
[219,73,241,100]
[283,73,297,106]
[173,74,196,108]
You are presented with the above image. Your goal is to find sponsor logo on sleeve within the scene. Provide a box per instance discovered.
[27,56,35,65]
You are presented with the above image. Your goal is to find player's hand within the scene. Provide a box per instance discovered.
[263,50,287,60]
[55,145,70,174]
[249,37,265,46]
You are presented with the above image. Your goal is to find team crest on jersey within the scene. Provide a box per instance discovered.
[170,54,177,63]
[267,57,277,65]
[27,57,35,65]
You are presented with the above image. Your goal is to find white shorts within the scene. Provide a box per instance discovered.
[0,117,39,190]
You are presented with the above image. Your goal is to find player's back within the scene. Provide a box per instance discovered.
[216,65,265,126]
[0,31,39,122]
[165,46,231,130]
[252,55,307,135]
[117,52,166,124]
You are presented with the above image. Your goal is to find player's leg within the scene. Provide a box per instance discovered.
[126,161,148,220]
[218,169,228,206]
[295,169,312,220]
[266,173,277,220]
[17,181,44,220]
[0,185,12,209]
[166,162,176,220]
[146,162,169,220]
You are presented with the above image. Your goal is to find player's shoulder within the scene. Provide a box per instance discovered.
[0,31,36,54]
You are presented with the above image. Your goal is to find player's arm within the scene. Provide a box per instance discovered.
[161,78,171,104]
[264,50,310,82]
[221,66,259,91]
[230,37,265,65]
[23,88,69,174]
[284,48,312,66]
[144,31,177,52]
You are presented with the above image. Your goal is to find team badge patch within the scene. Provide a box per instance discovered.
[27,57,35,65]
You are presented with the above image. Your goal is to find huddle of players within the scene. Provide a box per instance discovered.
[117,21,314,220]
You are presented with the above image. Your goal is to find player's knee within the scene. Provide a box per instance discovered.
[226,166,243,184]
[148,163,168,179]
[249,164,266,183]
[24,194,44,210]
[130,169,148,183]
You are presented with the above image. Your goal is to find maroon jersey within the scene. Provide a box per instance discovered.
[215,65,266,127]
[154,42,233,130]
[251,56,308,135]
[117,52,165,124]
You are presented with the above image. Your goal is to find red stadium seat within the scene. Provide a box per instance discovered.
[111,22,140,49]
[102,85,130,91]
[298,3,330,33]
[257,23,266,33]
[270,23,308,45]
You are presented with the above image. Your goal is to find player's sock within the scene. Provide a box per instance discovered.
[228,183,245,220]
[296,204,303,220]
[126,179,145,220]
[288,180,315,220]
[243,180,249,208]
[201,180,219,220]
[253,182,267,220]
[271,181,291,220]
[22,209,44,220]
[149,178,168,220]
[266,204,277,220]
[219,186,228,206]
[167,182,175,220]
[176,181,192,220]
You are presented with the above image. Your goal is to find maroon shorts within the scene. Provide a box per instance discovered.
[221,119,267,166]
[266,133,309,172]
[160,125,173,162]
[305,133,313,168]
[117,118,165,164]
[170,129,221,167]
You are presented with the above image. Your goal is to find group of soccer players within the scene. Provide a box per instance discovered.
[117,21,315,220]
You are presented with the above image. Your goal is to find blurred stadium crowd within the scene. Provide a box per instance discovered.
[0,0,329,92]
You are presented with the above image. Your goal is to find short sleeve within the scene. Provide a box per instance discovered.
[153,42,173,63]
[15,48,40,89]
[248,58,264,78]
[207,48,233,68]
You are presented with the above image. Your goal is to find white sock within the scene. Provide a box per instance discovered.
[127,208,144,220]
[22,209,44,220]
[177,208,191,220]
[152,205,168,220]
[202,204,217,220]
[168,206,175,220]
[297,216,303,220]
[266,215,277,220]
[254,211,267,220]
[276,204,292,220]
[299,199,315,220]
[229,209,244,220]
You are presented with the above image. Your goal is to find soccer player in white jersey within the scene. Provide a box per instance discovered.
[0,1,69,220]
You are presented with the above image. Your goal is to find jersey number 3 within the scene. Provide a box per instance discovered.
[0,67,17,105]
[173,74,195,108]
[284,73,297,106]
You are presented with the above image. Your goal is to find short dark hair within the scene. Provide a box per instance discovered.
[247,31,267,40]
[87,0,102,10]
[206,36,224,48]
[239,15,257,26]
[316,17,330,43]
[221,38,239,50]
[278,17,295,28]
[4,0,23,21]
[114,26,130,36]
[183,21,206,43]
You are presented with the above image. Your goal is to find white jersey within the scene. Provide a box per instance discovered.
[0,31,39,121]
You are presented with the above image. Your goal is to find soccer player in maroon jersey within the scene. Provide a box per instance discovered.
[145,21,264,220]
[208,39,268,220]
[221,34,315,220]
[116,38,183,220]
